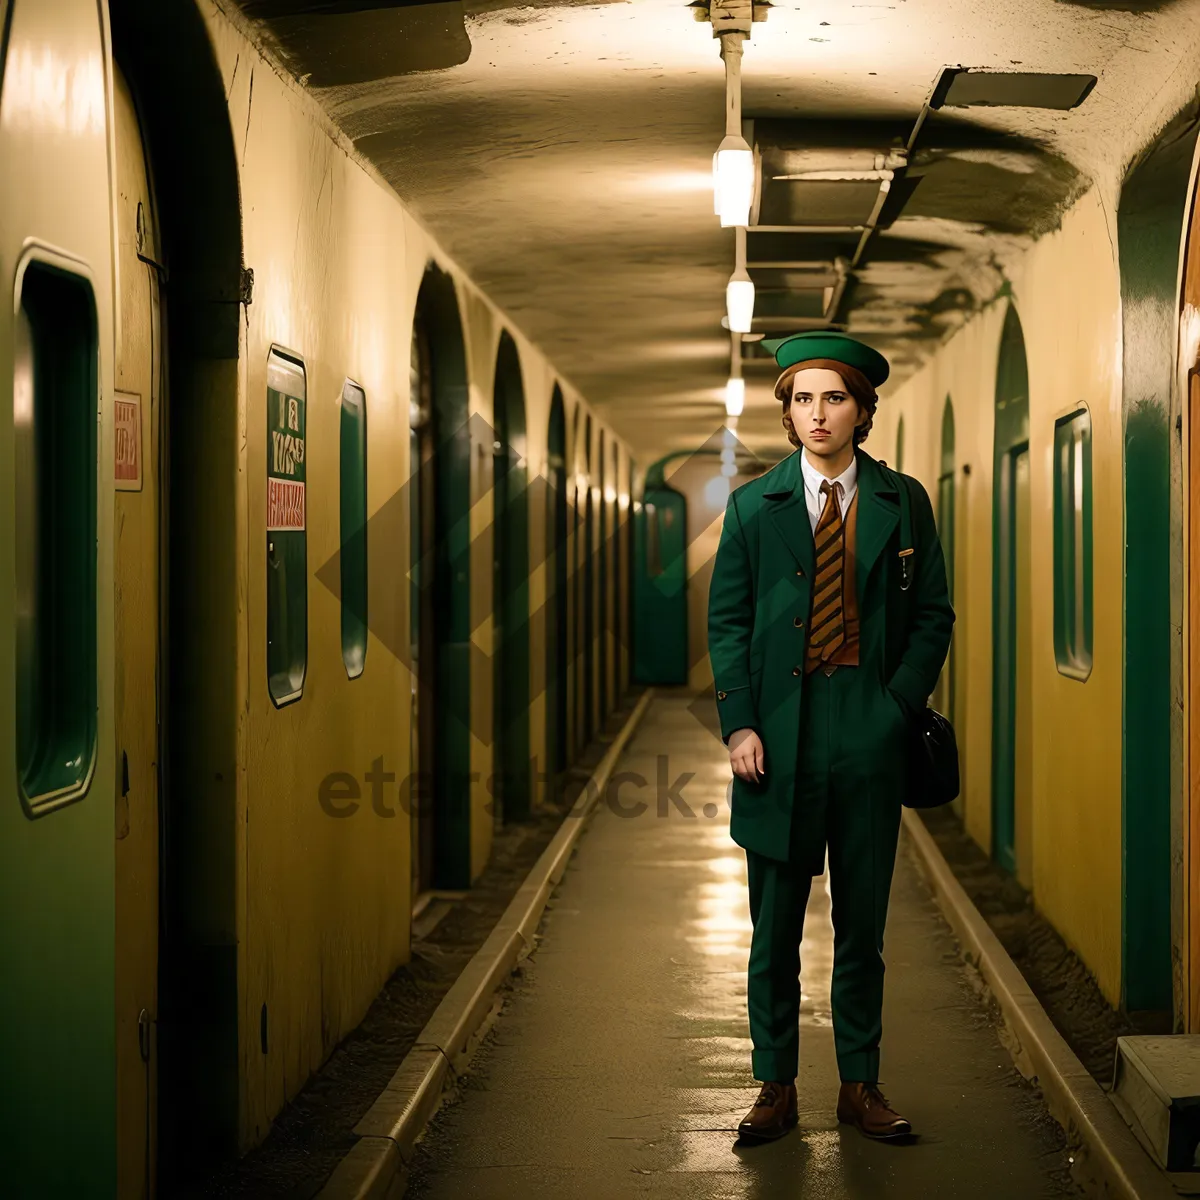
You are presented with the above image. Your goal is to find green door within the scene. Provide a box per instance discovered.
[417,266,472,888]
[992,303,1031,877]
[583,417,595,741]
[598,433,609,725]
[492,333,530,822]
[935,397,956,723]
[1117,131,1178,1017]
[547,388,569,775]
[633,486,689,684]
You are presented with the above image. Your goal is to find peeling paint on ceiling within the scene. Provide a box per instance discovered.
[231,0,1200,462]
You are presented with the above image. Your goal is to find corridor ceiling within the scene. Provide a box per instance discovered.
[231,0,1200,464]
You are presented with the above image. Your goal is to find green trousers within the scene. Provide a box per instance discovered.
[745,664,903,1085]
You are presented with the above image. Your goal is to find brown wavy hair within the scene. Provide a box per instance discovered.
[776,357,877,449]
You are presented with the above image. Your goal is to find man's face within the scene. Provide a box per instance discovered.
[786,367,864,460]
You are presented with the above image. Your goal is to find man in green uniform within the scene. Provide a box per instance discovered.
[707,332,953,1142]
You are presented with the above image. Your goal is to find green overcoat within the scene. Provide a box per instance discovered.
[707,447,954,864]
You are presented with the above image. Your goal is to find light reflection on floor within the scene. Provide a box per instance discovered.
[665,754,844,1184]
[408,695,1080,1200]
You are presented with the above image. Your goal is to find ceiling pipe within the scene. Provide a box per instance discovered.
[713,37,754,229]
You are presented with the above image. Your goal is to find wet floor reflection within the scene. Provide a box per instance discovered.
[667,737,845,1188]
[407,695,1080,1200]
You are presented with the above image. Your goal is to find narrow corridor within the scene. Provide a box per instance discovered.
[406,692,1080,1199]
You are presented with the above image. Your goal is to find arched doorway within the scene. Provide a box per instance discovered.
[612,445,623,701]
[632,453,690,685]
[626,457,637,692]
[992,302,1033,885]
[1120,110,1190,1023]
[492,332,530,822]
[547,388,569,775]
[412,264,472,891]
[583,415,595,743]
[104,3,247,1188]
[571,403,585,755]
[598,430,608,724]
[409,308,435,903]
[935,397,956,722]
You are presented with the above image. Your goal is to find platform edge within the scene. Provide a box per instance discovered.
[316,687,656,1200]
[901,808,1179,1200]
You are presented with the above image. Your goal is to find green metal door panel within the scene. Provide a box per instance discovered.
[992,305,1030,877]
[632,486,688,684]
[613,485,623,697]
[437,640,473,888]
[584,488,595,739]
[599,486,608,721]
[1116,120,1186,1015]
[547,391,568,774]
[492,335,530,821]
[434,386,471,886]
[1124,403,1171,1010]
[936,469,956,718]
[494,448,530,821]
[992,443,1026,876]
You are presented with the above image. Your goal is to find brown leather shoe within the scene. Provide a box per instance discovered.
[836,1081,913,1140]
[737,1080,798,1141]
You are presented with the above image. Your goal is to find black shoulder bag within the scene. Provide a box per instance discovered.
[886,466,960,809]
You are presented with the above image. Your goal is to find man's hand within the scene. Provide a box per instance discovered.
[728,728,765,783]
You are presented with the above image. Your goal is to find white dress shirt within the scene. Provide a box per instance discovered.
[800,449,858,534]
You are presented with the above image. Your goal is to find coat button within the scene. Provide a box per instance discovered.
[794,616,803,627]
[792,666,801,676]
[795,569,803,577]
[717,690,727,700]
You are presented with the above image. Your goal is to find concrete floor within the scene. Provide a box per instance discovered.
[406,694,1082,1199]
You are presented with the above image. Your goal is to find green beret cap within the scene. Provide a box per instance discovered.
[761,331,890,388]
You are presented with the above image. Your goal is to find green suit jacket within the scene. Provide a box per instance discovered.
[707,447,954,862]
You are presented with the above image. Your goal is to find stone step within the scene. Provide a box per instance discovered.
[1112,1034,1200,1172]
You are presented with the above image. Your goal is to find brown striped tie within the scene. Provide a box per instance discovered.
[807,480,845,670]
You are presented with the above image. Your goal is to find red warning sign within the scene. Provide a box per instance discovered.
[115,391,142,491]
[268,477,306,531]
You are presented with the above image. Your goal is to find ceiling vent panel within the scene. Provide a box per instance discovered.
[756,178,887,228]
[749,266,840,291]
[747,230,859,262]
[753,289,831,322]
[931,68,1097,111]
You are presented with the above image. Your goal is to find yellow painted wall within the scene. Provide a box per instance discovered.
[199,1,632,1149]
[873,188,1125,1005]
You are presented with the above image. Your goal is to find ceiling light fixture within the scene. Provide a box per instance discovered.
[726,226,754,333]
[713,30,754,228]
[725,331,745,416]
[725,376,745,416]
